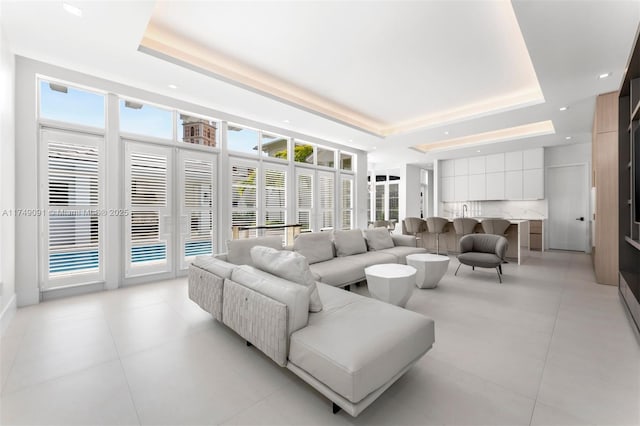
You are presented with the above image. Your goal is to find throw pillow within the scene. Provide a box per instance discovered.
[250,246,323,312]
[333,229,367,256]
[364,227,395,250]
[293,232,334,264]
[226,236,283,266]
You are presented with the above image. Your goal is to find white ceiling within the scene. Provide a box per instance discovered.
[2,1,639,169]
[146,1,542,134]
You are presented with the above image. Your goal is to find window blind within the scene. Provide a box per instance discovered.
[341,176,353,230]
[231,162,258,237]
[46,139,101,278]
[319,171,334,230]
[182,156,216,262]
[296,171,313,232]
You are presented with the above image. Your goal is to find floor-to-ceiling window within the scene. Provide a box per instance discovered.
[37,76,359,289]
[39,81,105,289]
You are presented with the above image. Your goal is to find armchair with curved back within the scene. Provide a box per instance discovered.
[455,233,508,283]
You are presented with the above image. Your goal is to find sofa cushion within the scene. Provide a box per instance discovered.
[377,246,427,264]
[293,232,334,264]
[309,257,366,287]
[364,228,394,251]
[193,255,236,278]
[231,265,309,336]
[343,251,397,268]
[333,229,367,257]
[250,246,323,312]
[226,236,283,266]
[289,283,435,403]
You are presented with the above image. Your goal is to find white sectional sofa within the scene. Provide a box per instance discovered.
[295,228,428,288]
[188,230,435,417]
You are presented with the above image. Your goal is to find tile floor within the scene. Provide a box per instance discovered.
[1,251,639,425]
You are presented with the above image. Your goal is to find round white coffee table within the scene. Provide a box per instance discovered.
[364,264,416,307]
[406,253,450,289]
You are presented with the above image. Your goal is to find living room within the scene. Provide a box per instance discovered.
[1,1,640,425]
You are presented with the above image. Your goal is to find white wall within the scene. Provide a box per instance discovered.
[400,164,421,220]
[14,56,368,306]
[0,7,17,331]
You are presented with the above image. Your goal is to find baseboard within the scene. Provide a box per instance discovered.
[0,293,17,336]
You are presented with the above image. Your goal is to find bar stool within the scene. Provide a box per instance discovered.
[453,218,479,250]
[426,217,449,255]
[481,219,511,236]
[402,217,427,246]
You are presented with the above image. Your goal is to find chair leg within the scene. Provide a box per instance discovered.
[332,403,341,414]
[498,264,502,274]
[455,264,461,276]
[496,267,502,283]
[472,266,475,271]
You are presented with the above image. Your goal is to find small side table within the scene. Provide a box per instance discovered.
[364,264,416,307]
[406,253,450,289]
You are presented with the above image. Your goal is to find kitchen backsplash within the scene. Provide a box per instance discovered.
[440,200,548,219]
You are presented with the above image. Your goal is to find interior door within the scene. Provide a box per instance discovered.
[547,165,588,251]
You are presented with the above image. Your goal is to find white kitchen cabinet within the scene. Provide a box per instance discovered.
[441,159,455,177]
[468,156,485,175]
[523,148,544,170]
[505,151,523,171]
[454,158,469,176]
[441,176,454,202]
[485,153,505,173]
[454,175,468,201]
[485,172,505,200]
[468,174,486,200]
[505,170,523,200]
[523,168,544,199]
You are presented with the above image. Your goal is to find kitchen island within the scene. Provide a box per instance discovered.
[417,218,531,265]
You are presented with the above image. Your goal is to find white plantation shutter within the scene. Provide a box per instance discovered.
[318,171,335,230]
[43,129,103,287]
[341,175,354,230]
[125,142,172,276]
[296,169,313,232]
[263,166,287,240]
[231,161,258,238]
[180,151,216,269]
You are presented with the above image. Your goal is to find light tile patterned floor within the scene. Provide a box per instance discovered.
[1,251,638,425]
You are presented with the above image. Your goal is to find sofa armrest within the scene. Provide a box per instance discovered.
[392,234,417,247]
[215,253,229,262]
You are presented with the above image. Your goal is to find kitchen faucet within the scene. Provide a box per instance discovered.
[462,204,468,218]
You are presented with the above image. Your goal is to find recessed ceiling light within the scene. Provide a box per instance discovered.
[476,150,481,153]
[62,2,82,17]
[168,84,177,89]
[444,131,449,135]
[598,72,611,79]
[565,136,572,140]
[348,139,353,143]
[372,146,377,150]
[283,119,290,124]
[559,106,568,111]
